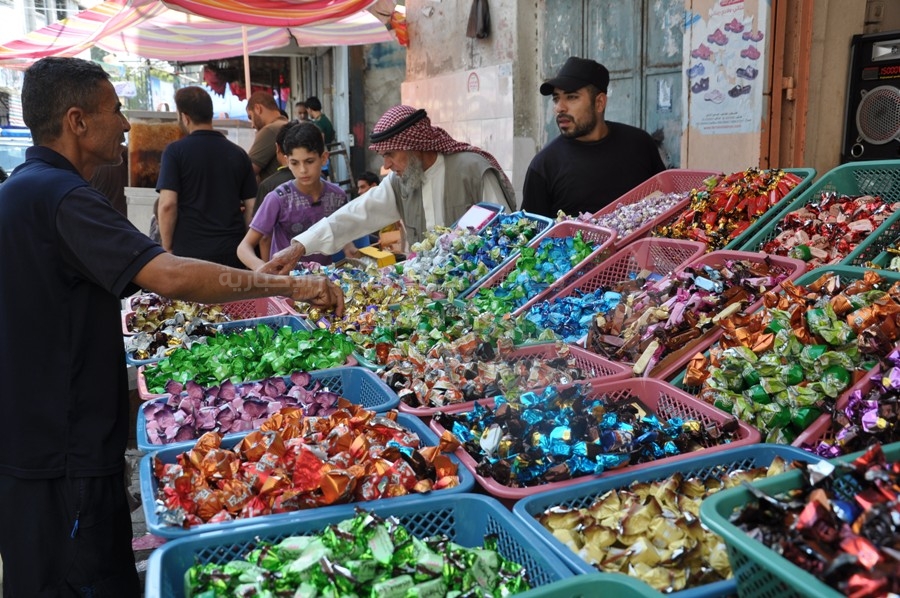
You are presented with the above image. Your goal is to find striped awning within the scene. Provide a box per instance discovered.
[0,0,393,65]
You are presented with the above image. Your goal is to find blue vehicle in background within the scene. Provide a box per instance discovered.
[0,127,32,181]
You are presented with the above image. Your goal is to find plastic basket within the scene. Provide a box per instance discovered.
[737,161,900,262]
[699,442,900,598]
[594,168,720,250]
[140,412,475,539]
[461,210,556,297]
[145,493,573,598]
[397,342,633,418]
[136,366,399,452]
[513,444,823,598]
[430,378,761,501]
[516,572,662,597]
[122,296,287,337]
[450,201,505,230]
[135,315,357,400]
[645,250,807,381]
[462,221,617,313]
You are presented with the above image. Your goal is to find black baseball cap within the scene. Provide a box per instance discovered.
[540,57,610,95]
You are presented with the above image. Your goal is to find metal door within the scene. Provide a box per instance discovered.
[542,0,684,166]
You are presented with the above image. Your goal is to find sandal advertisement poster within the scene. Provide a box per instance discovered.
[684,0,769,135]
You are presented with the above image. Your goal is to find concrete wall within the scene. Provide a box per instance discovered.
[361,41,407,175]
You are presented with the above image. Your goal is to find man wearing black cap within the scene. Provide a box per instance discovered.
[521,57,665,218]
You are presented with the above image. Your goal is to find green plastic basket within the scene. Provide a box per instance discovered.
[736,161,900,266]
[516,572,662,597]
[700,441,900,598]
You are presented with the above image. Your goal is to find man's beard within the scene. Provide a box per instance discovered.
[399,153,426,195]
[559,112,598,139]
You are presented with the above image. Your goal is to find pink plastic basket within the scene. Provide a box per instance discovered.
[595,169,720,250]
[122,297,288,335]
[397,342,632,418]
[547,237,708,301]
[646,250,808,381]
[429,377,761,501]
[462,222,616,314]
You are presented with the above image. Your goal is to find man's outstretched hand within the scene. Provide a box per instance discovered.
[260,242,306,275]
[289,276,344,317]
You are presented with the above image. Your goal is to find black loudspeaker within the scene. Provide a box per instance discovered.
[842,31,900,163]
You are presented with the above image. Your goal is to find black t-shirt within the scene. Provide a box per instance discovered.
[0,146,164,478]
[521,121,666,217]
[156,130,257,260]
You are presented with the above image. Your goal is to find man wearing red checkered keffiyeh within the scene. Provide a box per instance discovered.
[261,104,516,274]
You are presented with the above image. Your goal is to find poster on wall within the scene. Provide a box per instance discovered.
[684,0,769,135]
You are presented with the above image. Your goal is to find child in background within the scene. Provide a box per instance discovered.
[237,122,353,269]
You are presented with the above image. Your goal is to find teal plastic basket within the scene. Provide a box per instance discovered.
[136,366,399,452]
[513,444,822,597]
[700,442,900,598]
[737,161,900,265]
[145,494,573,598]
[516,572,662,597]
[140,412,475,539]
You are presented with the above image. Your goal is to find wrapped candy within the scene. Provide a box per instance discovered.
[585,258,789,377]
[800,350,900,457]
[537,455,795,592]
[142,371,343,446]
[125,292,231,334]
[469,232,598,315]
[729,444,900,596]
[688,270,900,443]
[559,190,689,239]
[143,324,355,394]
[653,168,803,251]
[152,405,462,529]
[185,508,531,596]
[761,192,899,269]
[433,383,741,489]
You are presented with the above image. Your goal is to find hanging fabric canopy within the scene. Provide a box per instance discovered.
[0,0,393,65]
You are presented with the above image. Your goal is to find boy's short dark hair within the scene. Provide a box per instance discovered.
[283,122,326,156]
[304,96,322,111]
[357,171,380,186]
[275,122,299,154]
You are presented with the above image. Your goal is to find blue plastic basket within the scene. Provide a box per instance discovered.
[516,572,662,597]
[145,493,573,598]
[450,201,505,230]
[460,210,555,297]
[136,315,357,399]
[136,366,399,452]
[140,412,475,539]
[512,444,824,598]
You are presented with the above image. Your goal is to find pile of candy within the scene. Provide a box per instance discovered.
[562,190,690,239]
[433,384,740,488]
[469,232,597,315]
[381,340,586,409]
[800,349,900,458]
[125,292,232,334]
[761,193,899,269]
[586,258,790,376]
[525,284,631,343]
[729,444,900,596]
[143,324,354,394]
[686,270,900,443]
[331,300,547,366]
[125,315,220,362]
[536,455,794,592]
[184,509,532,597]
[653,168,804,250]
[152,406,461,529]
[287,261,418,326]
[142,371,344,446]
[397,214,547,297]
